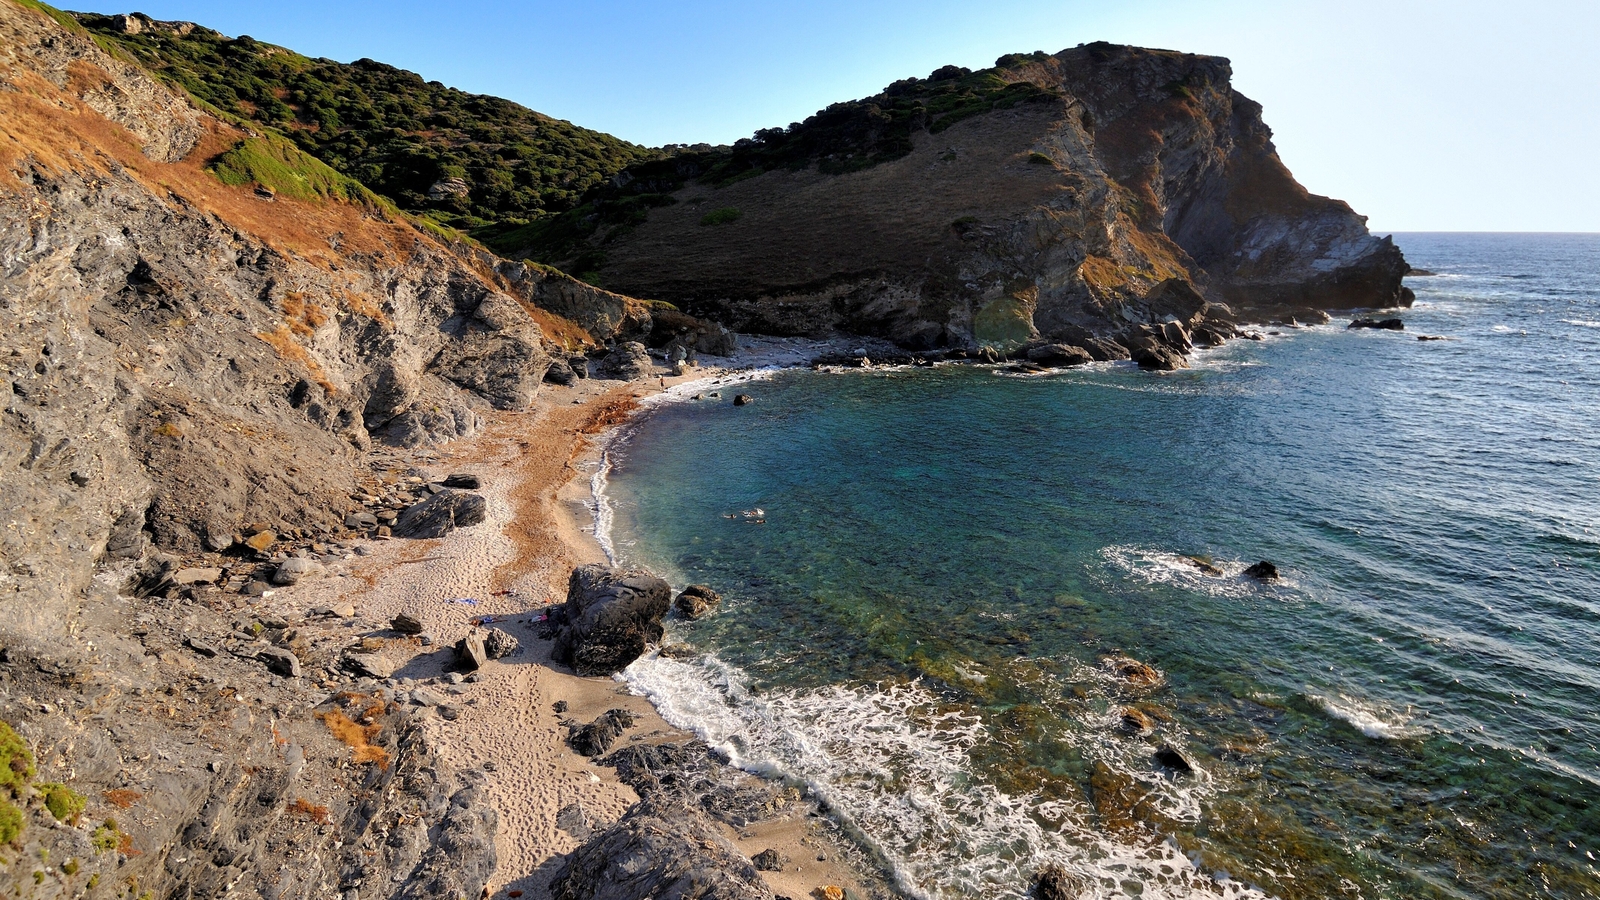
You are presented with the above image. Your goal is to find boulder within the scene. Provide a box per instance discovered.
[456,632,488,671]
[568,709,637,757]
[549,794,775,900]
[751,849,785,872]
[1032,862,1085,900]
[484,628,519,659]
[1243,560,1280,581]
[1348,317,1405,330]
[258,647,301,678]
[342,652,396,679]
[393,489,488,539]
[1118,327,1189,371]
[391,613,425,635]
[344,511,378,529]
[1104,656,1162,688]
[272,557,323,586]
[732,394,753,406]
[1118,707,1155,735]
[551,565,672,676]
[544,358,578,385]
[595,341,655,381]
[674,584,722,620]
[1025,344,1094,367]
[442,473,481,489]
[1153,744,1194,775]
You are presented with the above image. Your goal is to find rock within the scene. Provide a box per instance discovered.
[344,511,378,529]
[331,603,357,618]
[1243,560,1280,581]
[258,646,301,678]
[409,687,446,708]
[674,584,722,620]
[185,637,219,658]
[814,888,845,900]
[1119,327,1190,371]
[544,357,578,385]
[568,709,637,757]
[456,632,488,671]
[244,530,277,552]
[1153,744,1194,775]
[242,581,269,597]
[342,652,396,679]
[441,473,481,489]
[1118,707,1154,735]
[1348,317,1405,330]
[1104,656,1162,688]
[391,613,425,635]
[550,565,673,676]
[392,489,488,539]
[556,802,592,841]
[1025,344,1094,367]
[733,394,753,406]
[549,794,775,900]
[172,567,223,585]
[271,557,323,586]
[1032,862,1085,900]
[483,628,519,659]
[752,848,786,872]
[552,699,569,713]
[595,341,655,381]
[1184,556,1224,577]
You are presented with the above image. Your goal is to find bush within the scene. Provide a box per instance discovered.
[0,722,34,795]
[699,207,742,227]
[0,800,22,845]
[90,820,120,852]
[39,783,86,824]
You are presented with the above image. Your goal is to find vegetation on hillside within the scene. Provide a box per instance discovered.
[75,12,657,233]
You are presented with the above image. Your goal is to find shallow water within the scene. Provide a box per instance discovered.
[602,233,1600,899]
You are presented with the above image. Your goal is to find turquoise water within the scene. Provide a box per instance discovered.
[602,233,1600,900]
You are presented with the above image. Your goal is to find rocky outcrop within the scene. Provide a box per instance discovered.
[553,44,1407,350]
[550,565,672,675]
[593,341,656,381]
[495,259,652,342]
[392,489,489,538]
[549,794,775,900]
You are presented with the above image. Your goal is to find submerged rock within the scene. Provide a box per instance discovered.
[551,565,672,675]
[1349,317,1405,330]
[1154,744,1195,775]
[1033,862,1085,900]
[674,584,722,620]
[1243,560,1280,581]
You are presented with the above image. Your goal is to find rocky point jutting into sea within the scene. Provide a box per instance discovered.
[0,2,1417,898]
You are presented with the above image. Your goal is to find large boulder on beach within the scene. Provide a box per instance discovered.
[552,565,673,675]
[595,341,655,381]
[393,489,488,538]
[549,794,775,900]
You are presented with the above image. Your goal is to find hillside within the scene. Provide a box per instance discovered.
[75,11,658,234]
[509,45,1410,346]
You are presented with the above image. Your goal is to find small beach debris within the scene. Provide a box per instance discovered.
[451,597,480,605]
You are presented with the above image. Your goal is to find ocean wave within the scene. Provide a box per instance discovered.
[1099,546,1291,599]
[590,449,617,566]
[1306,691,1425,740]
[1561,319,1600,329]
[622,653,1271,899]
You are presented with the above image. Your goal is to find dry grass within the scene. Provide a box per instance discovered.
[578,395,640,434]
[256,324,336,394]
[282,292,329,336]
[315,708,390,770]
[287,798,331,824]
[102,789,142,810]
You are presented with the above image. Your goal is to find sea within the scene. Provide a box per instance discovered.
[595,233,1600,900]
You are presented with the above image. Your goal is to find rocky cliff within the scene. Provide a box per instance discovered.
[526,44,1408,348]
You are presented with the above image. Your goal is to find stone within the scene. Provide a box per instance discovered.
[550,565,673,676]
[391,613,425,635]
[441,473,481,489]
[732,393,753,406]
[1154,744,1194,775]
[331,603,356,618]
[1243,560,1280,581]
[556,802,592,841]
[342,652,396,679]
[1185,556,1224,577]
[1032,862,1085,900]
[271,557,322,586]
[1348,317,1405,330]
[1118,707,1154,735]
[244,530,277,552]
[172,567,223,585]
[549,794,775,900]
[484,628,519,659]
[344,511,378,530]
[544,358,577,385]
[409,687,446,708]
[392,489,488,539]
[242,581,269,597]
[1025,343,1094,367]
[595,341,655,381]
[185,637,219,658]
[456,632,488,671]
[674,584,722,620]
[568,709,637,757]
[752,848,786,872]
[258,647,301,678]
[1105,656,1162,688]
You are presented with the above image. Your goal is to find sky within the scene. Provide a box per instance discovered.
[84,0,1599,232]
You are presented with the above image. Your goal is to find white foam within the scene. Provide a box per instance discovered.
[1100,546,1290,600]
[622,652,1274,899]
[589,449,617,566]
[1307,691,1425,740]
[636,366,781,408]
[1561,319,1600,329]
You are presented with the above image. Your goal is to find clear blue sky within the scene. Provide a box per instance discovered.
[85,0,1597,232]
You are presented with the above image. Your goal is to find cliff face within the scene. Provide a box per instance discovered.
[564,44,1408,348]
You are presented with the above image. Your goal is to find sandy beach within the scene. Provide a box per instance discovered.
[288,339,892,899]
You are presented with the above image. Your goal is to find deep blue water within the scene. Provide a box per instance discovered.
[602,233,1600,900]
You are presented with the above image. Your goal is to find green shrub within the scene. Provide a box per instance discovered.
[61,858,80,876]
[208,135,379,206]
[90,820,119,852]
[699,207,742,227]
[38,783,86,824]
[0,722,34,795]
[0,800,23,845]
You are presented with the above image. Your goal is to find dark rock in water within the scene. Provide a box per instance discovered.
[442,473,482,489]
[1033,862,1085,900]
[456,632,488,671]
[550,794,774,900]
[1105,656,1162,688]
[484,627,519,659]
[1407,268,1437,276]
[595,341,655,381]
[391,613,425,635]
[1119,327,1189,371]
[1026,343,1094,367]
[1348,317,1405,330]
[1154,744,1194,775]
[569,708,637,757]
[675,584,722,620]
[1243,560,1280,581]
[257,646,300,678]
[1118,707,1155,735]
[752,848,786,872]
[1185,555,1224,577]
[1417,334,1447,341]
[551,564,672,675]
[733,393,753,406]
[393,489,487,538]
